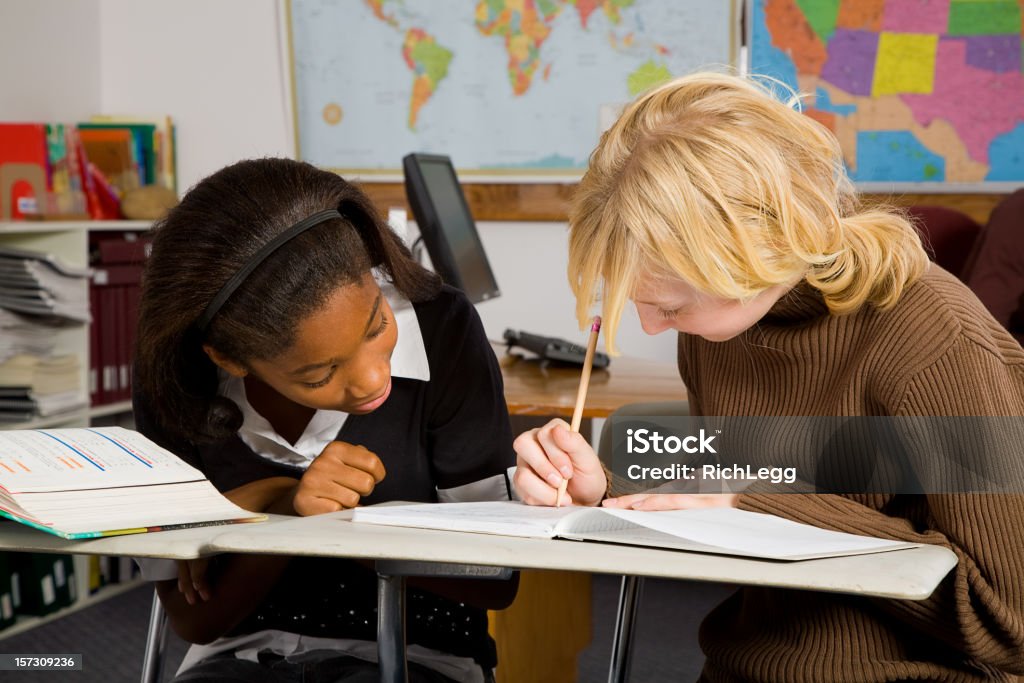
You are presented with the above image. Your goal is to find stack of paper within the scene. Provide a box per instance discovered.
[0,246,91,323]
[0,355,85,422]
[0,308,86,423]
[0,309,59,362]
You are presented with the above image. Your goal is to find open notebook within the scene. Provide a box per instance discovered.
[351,501,920,561]
[0,427,265,539]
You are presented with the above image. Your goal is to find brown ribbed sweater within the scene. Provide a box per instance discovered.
[678,265,1024,682]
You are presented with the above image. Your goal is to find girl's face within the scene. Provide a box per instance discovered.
[631,271,793,342]
[212,273,399,414]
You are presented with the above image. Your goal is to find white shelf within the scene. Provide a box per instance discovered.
[1,401,133,431]
[0,220,151,235]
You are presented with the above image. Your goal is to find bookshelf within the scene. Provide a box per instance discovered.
[0,220,149,636]
[0,220,150,430]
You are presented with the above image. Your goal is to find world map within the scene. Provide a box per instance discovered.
[751,0,1024,185]
[289,0,734,175]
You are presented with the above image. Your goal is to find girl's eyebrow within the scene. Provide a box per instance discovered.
[289,291,383,376]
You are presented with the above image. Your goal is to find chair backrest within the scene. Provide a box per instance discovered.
[906,205,983,279]
[961,189,1024,341]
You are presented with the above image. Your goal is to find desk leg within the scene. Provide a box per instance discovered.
[377,572,408,683]
[608,576,643,683]
[140,589,168,683]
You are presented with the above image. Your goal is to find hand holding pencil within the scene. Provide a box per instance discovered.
[510,316,609,508]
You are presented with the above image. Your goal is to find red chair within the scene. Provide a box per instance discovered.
[908,193,1024,344]
[905,205,983,280]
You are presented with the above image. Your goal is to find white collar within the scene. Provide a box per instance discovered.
[219,284,429,466]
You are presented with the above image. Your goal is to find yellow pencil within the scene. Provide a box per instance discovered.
[556,316,602,507]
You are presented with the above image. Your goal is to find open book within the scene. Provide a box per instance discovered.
[351,501,920,561]
[0,427,265,539]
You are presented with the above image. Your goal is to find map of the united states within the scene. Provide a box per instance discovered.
[753,0,1024,183]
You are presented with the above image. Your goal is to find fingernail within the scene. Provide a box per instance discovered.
[185,593,195,606]
[546,472,563,487]
[199,589,211,601]
[559,466,573,477]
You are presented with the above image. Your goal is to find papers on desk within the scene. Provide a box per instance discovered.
[351,501,920,561]
[0,427,265,538]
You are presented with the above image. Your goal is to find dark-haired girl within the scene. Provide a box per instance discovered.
[133,158,517,683]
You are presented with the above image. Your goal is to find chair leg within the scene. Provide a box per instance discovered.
[141,589,169,683]
[607,575,644,683]
[377,572,408,683]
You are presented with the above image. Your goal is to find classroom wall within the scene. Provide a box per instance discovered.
[98,0,293,194]
[0,0,101,121]
[6,0,678,364]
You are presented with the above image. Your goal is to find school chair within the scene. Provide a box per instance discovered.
[139,565,514,683]
[905,204,983,278]
[905,204,983,280]
[959,190,1024,343]
[597,400,689,683]
[909,195,1024,343]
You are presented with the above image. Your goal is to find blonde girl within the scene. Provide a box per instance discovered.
[513,72,1024,682]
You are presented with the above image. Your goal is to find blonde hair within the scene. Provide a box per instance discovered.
[569,71,928,353]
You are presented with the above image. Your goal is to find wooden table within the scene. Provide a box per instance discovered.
[495,344,687,418]
[491,344,687,683]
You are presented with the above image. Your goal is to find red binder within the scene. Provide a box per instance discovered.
[0,123,48,220]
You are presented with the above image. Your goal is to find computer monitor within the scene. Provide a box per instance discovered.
[402,153,501,303]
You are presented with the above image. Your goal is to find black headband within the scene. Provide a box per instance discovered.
[195,208,343,334]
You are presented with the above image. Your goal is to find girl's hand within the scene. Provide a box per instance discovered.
[286,441,386,516]
[176,558,211,605]
[601,493,739,511]
[513,418,607,507]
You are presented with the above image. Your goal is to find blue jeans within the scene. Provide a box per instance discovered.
[173,649,469,683]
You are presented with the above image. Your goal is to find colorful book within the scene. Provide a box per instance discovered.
[88,114,176,192]
[0,427,266,539]
[78,128,140,195]
[79,122,156,187]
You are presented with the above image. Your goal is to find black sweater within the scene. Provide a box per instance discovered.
[134,286,516,669]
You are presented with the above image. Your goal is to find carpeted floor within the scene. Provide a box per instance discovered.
[0,575,732,682]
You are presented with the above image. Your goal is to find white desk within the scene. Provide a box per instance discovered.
[0,514,958,683]
[205,511,956,601]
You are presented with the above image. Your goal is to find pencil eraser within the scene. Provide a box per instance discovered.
[592,316,602,332]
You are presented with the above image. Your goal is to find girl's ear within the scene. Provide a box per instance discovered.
[202,345,248,378]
